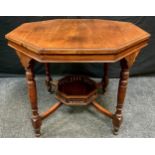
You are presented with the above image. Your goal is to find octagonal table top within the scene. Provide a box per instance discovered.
[5,19,150,63]
[6,19,150,54]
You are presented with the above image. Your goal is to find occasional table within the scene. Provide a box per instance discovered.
[5,19,150,137]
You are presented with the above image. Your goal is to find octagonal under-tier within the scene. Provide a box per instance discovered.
[56,75,97,106]
[5,19,150,63]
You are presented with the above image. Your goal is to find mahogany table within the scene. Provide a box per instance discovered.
[5,19,150,137]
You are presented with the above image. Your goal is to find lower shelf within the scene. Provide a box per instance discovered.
[56,75,97,106]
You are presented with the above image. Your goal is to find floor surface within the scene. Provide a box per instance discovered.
[0,76,154,138]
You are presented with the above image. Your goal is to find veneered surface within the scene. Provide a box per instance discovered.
[5,19,150,55]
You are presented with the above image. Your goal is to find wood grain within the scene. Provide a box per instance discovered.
[5,19,150,55]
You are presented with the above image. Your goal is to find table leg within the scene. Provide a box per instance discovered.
[112,59,129,135]
[45,63,53,93]
[102,63,109,92]
[26,61,42,137]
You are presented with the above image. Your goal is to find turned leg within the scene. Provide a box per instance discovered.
[112,59,129,135]
[45,63,53,93]
[102,63,109,92]
[26,61,42,137]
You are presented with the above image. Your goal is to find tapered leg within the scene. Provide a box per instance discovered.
[45,63,53,93]
[112,59,129,135]
[26,61,42,137]
[102,63,109,92]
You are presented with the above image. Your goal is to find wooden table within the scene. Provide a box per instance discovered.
[5,19,150,137]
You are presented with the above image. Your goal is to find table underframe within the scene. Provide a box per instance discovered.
[25,60,129,137]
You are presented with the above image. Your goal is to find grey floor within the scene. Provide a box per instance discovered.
[0,76,155,138]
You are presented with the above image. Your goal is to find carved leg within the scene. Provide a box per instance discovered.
[26,61,42,137]
[102,63,109,92]
[112,59,129,135]
[45,63,53,93]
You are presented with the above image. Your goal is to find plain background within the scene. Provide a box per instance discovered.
[0,16,155,78]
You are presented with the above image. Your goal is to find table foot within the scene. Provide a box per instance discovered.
[31,114,42,137]
[112,114,123,135]
[35,133,41,137]
[33,127,41,137]
[112,127,119,135]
